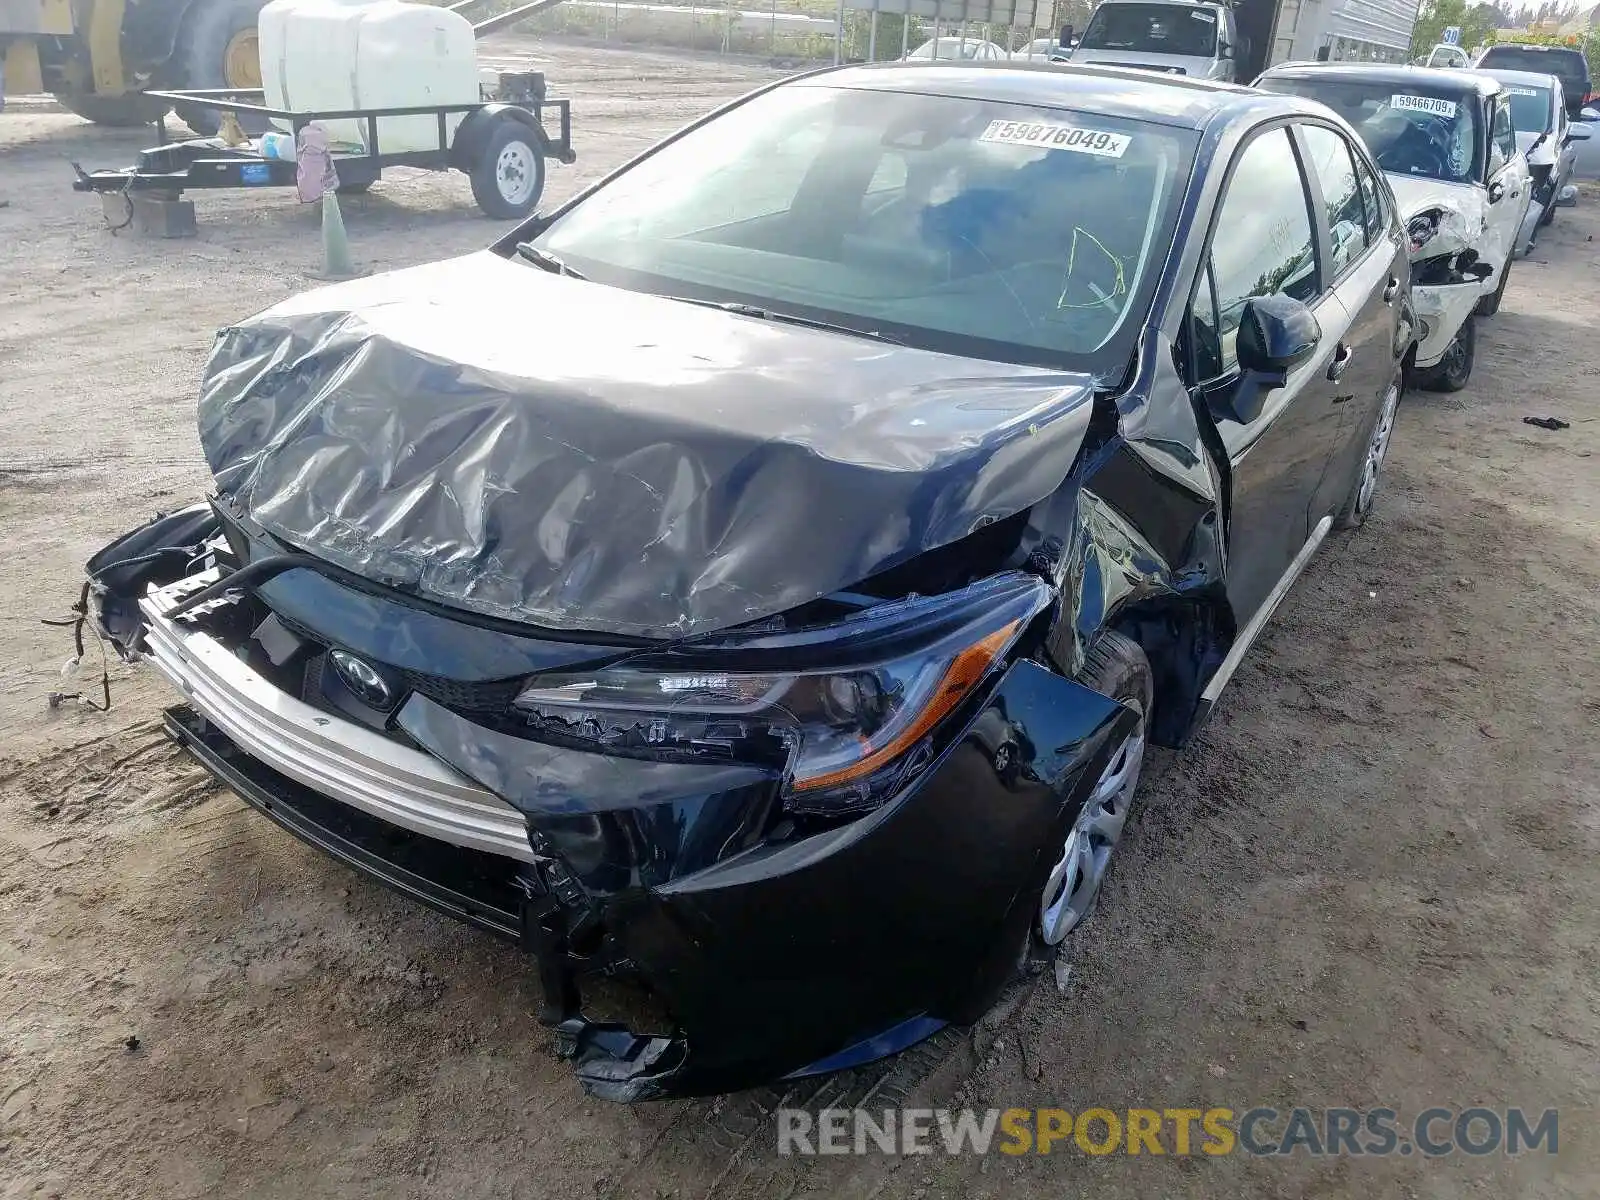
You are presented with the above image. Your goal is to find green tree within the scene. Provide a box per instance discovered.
[1410,0,1500,55]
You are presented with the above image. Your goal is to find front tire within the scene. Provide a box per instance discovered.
[171,0,269,137]
[469,120,546,219]
[1033,630,1152,952]
[1413,315,1476,394]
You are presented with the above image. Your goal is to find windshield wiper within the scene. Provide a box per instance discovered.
[514,242,587,279]
[665,296,905,345]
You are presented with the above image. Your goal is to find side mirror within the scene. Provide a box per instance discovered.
[1219,40,1233,58]
[1237,294,1320,379]
[1583,106,1600,121]
[1222,295,1320,423]
[1567,123,1593,141]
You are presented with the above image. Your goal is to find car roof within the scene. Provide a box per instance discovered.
[1477,67,1562,91]
[809,62,1304,130]
[1259,61,1503,100]
[1480,42,1586,58]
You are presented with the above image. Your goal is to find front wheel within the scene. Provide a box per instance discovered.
[1475,253,1511,317]
[1033,630,1152,951]
[469,121,546,220]
[1412,315,1476,394]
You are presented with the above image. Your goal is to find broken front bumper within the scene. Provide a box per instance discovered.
[1411,282,1483,370]
[122,567,1134,1100]
[140,574,534,861]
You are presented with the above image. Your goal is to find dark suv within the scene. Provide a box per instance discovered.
[1475,43,1591,116]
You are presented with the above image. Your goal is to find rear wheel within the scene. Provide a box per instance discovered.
[171,0,269,137]
[469,120,546,219]
[1413,315,1476,394]
[1335,376,1401,530]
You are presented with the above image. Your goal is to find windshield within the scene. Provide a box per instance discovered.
[1257,77,1483,184]
[1078,3,1220,56]
[906,38,990,59]
[1480,46,1586,92]
[529,84,1198,374]
[1503,83,1552,135]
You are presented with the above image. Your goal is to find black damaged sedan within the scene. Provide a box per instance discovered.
[84,63,1414,1099]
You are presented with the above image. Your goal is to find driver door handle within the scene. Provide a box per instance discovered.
[1382,276,1400,304]
[1327,342,1354,382]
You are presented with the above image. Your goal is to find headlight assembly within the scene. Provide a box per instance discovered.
[512,573,1054,813]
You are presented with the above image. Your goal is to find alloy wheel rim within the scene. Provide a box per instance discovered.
[1356,383,1400,514]
[1038,712,1147,945]
[497,143,536,205]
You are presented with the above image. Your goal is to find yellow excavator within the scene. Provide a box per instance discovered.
[1,0,267,133]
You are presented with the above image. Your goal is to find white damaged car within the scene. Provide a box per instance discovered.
[1477,67,1590,247]
[1256,64,1532,391]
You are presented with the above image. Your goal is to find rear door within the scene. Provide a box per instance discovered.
[1294,121,1403,522]
[1182,124,1354,622]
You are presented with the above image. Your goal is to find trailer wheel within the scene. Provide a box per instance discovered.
[470,121,546,220]
[172,0,270,137]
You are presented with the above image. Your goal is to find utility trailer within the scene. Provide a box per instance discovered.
[71,73,575,223]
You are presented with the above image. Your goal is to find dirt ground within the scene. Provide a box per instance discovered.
[2,40,1599,1200]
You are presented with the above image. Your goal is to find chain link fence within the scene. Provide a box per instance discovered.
[489,0,1097,64]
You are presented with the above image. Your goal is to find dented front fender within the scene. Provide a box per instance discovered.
[405,655,1137,1098]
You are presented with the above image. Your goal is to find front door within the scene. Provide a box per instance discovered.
[1484,95,1534,279]
[1184,125,1353,623]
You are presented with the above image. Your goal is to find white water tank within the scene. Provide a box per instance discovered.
[257,0,482,154]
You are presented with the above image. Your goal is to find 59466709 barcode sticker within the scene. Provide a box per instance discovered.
[978,119,1132,158]
[1390,94,1458,118]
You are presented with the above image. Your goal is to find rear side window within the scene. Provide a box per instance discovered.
[1300,125,1367,277]
[1351,151,1386,246]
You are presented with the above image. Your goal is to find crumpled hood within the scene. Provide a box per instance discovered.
[199,252,1096,639]
[1385,174,1484,259]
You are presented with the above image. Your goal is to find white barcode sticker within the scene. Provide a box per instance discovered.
[1190,9,1216,20]
[978,119,1131,158]
[1391,94,1459,118]
[1508,86,1540,96]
